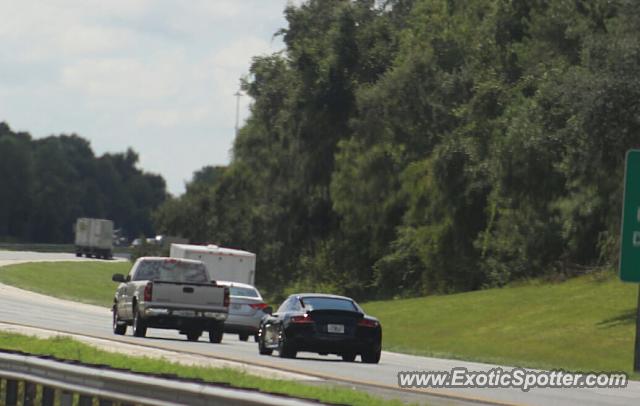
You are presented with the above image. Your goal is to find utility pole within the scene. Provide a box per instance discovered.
[234,90,242,137]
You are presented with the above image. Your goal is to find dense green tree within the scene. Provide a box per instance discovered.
[154,0,640,300]
[0,123,167,244]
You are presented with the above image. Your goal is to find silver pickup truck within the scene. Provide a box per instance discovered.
[111,257,229,343]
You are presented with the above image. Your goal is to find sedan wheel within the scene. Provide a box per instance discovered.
[278,328,296,359]
[258,333,273,355]
[341,352,356,362]
[361,347,381,364]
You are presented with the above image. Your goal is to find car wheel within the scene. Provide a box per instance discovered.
[278,327,296,359]
[186,331,201,341]
[208,322,224,343]
[341,352,356,362]
[239,333,249,341]
[258,332,273,356]
[361,347,381,364]
[112,306,126,335]
[132,306,146,338]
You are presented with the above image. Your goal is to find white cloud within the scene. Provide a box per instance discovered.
[135,106,211,128]
[61,56,182,100]
[0,0,291,194]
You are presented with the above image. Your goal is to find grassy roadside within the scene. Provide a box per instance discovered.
[1,261,637,377]
[364,270,639,376]
[0,261,128,307]
[0,332,405,406]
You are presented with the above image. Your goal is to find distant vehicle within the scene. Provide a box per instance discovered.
[170,243,256,285]
[111,257,229,343]
[214,281,268,342]
[74,218,113,259]
[258,293,382,363]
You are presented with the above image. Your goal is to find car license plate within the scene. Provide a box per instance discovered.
[173,310,195,317]
[327,324,344,334]
[232,304,242,310]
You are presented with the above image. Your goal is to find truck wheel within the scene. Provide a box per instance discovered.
[112,306,126,335]
[132,306,147,338]
[186,331,201,341]
[239,333,249,341]
[208,323,223,343]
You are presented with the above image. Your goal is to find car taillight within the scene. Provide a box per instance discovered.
[223,287,230,307]
[290,314,314,324]
[249,303,268,310]
[358,318,379,328]
[143,282,153,301]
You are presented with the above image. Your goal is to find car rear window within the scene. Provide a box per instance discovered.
[300,297,357,311]
[134,260,209,283]
[229,286,259,298]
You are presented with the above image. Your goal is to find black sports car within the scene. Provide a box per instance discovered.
[257,293,382,363]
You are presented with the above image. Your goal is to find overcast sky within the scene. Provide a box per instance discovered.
[0,0,293,195]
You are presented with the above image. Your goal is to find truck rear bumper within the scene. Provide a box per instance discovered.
[141,314,224,331]
[142,306,227,321]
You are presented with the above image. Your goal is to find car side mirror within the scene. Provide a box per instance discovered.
[112,273,126,283]
[263,306,273,315]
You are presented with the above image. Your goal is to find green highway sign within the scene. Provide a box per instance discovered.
[620,150,640,282]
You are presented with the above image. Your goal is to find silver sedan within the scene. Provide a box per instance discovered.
[215,281,268,341]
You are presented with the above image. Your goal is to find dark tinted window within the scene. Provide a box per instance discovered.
[300,297,358,311]
[133,259,209,283]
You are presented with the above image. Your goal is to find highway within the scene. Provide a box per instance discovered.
[0,251,638,405]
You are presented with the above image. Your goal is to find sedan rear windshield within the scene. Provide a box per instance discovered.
[229,286,259,298]
[133,260,209,283]
[300,297,358,312]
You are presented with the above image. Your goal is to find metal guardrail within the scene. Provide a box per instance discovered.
[0,351,324,406]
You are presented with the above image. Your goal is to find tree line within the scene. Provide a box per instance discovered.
[0,122,166,243]
[155,0,640,301]
[4,0,638,302]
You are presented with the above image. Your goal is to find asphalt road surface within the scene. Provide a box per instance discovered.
[0,250,638,406]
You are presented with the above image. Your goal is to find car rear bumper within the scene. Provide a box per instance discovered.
[223,314,260,334]
[286,328,381,355]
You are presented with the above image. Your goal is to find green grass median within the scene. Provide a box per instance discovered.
[364,270,639,376]
[0,261,638,376]
[0,332,405,406]
[0,261,127,307]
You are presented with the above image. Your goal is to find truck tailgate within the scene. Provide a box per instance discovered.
[152,282,224,307]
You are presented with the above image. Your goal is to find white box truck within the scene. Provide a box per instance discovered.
[170,243,256,285]
[74,218,114,259]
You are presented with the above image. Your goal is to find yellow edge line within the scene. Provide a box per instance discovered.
[0,320,528,406]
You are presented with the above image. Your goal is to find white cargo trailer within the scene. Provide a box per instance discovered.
[74,218,114,259]
[170,243,256,285]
